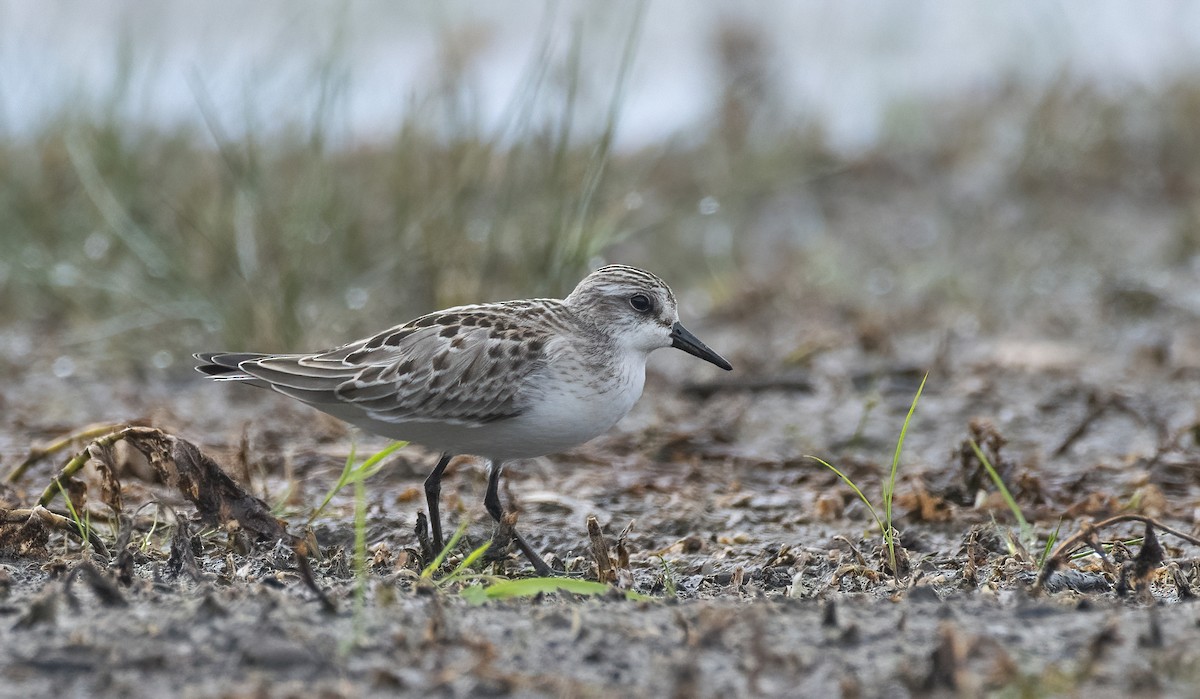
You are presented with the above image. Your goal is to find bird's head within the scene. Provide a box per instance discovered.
[565,264,732,370]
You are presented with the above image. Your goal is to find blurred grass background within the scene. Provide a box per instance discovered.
[3,2,1200,378]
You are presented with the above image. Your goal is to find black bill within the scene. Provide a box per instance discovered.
[670,322,733,371]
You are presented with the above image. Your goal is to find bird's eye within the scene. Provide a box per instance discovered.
[629,294,652,313]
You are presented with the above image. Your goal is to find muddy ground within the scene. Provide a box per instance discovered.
[5,181,1200,698]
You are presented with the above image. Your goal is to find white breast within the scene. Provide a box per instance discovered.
[460,348,646,461]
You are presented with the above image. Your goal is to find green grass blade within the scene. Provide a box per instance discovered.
[1068,537,1143,561]
[421,519,469,578]
[882,372,927,572]
[969,438,1029,537]
[442,540,493,584]
[656,556,678,598]
[462,577,652,604]
[351,476,368,642]
[56,479,90,544]
[1038,518,1062,569]
[460,584,490,605]
[484,577,609,598]
[309,441,405,524]
[805,455,885,538]
[352,441,407,480]
[309,441,358,524]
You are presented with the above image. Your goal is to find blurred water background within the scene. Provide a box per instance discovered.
[6,2,1200,151]
[4,1,1200,378]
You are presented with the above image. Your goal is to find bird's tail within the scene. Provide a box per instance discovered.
[194,352,271,384]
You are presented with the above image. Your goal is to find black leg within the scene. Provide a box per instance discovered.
[483,460,505,523]
[424,453,453,553]
[484,461,554,576]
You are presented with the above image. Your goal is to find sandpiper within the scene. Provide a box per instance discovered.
[196,264,732,574]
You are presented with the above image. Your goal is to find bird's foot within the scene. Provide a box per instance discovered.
[486,512,556,577]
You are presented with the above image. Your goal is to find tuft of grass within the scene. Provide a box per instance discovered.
[882,372,927,572]
[809,372,927,576]
[56,479,94,551]
[1038,519,1062,569]
[440,539,494,587]
[970,437,1073,567]
[321,439,407,649]
[656,555,678,598]
[309,440,405,525]
[0,8,659,367]
[8,35,1200,377]
[337,468,374,653]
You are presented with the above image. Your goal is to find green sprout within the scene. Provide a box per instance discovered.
[56,479,93,550]
[421,519,493,587]
[461,577,650,604]
[309,440,406,525]
[810,371,927,576]
[656,555,678,598]
[969,437,1032,547]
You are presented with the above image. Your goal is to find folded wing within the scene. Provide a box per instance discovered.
[196,303,560,427]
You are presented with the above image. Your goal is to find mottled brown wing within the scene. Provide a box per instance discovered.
[236,302,558,426]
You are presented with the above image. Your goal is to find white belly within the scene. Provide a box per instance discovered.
[358,354,646,462]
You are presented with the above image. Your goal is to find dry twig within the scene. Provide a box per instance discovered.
[1037,514,1200,590]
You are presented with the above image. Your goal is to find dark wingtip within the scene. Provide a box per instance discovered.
[193,351,266,378]
[195,363,233,377]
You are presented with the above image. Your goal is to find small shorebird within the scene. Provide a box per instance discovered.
[196,264,731,574]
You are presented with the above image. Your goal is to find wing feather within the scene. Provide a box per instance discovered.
[222,301,570,427]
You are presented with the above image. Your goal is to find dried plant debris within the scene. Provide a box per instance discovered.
[0,507,52,558]
[166,517,204,582]
[584,517,634,586]
[4,421,140,483]
[4,425,335,610]
[0,506,107,557]
[960,527,989,588]
[588,516,617,584]
[415,511,433,566]
[38,426,288,543]
[1115,523,1163,599]
[959,419,1011,496]
[1166,561,1196,599]
[1037,515,1200,594]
